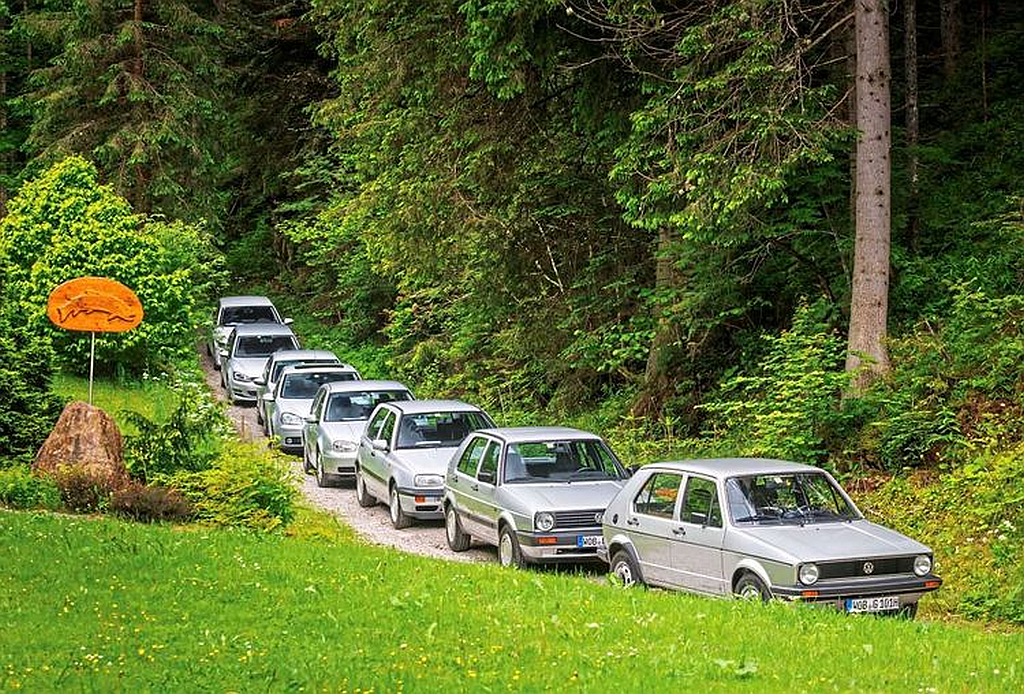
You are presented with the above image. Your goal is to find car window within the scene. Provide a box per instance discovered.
[457,437,488,476]
[281,372,357,399]
[633,473,684,519]
[503,439,626,483]
[325,390,412,422]
[682,476,722,527]
[726,473,859,524]
[378,411,397,444]
[365,408,390,440]
[271,359,340,383]
[235,335,297,357]
[478,442,499,482]
[221,305,278,325]
[395,411,490,449]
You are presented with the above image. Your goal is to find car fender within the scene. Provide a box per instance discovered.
[497,509,520,533]
[731,557,774,592]
[604,532,646,583]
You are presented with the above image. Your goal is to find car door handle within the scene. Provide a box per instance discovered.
[672,527,686,536]
[625,517,639,526]
[449,475,458,484]
[471,483,480,492]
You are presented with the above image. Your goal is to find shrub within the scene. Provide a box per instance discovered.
[164,443,296,531]
[0,156,225,374]
[51,466,122,513]
[123,380,226,482]
[109,482,192,523]
[0,466,62,510]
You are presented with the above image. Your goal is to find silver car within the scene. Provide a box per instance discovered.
[355,400,494,529]
[208,296,289,370]
[219,324,300,404]
[255,350,343,431]
[600,458,942,617]
[301,380,414,487]
[444,427,629,568]
[264,364,362,452]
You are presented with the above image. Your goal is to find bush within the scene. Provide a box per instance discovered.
[109,482,192,523]
[0,156,225,374]
[123,380,226,482]
[164,443,296,531]
[51,466,122,513]
[0,466,62,510]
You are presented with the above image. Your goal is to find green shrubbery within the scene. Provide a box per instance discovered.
[109,482,192,523]
[0,466,62,510]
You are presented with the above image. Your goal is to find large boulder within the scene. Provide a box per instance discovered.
[33,401,129,487]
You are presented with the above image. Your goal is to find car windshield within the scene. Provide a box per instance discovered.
[726,473,859,524]
[235,335,296,357]
[503,440,626,483]
[325,390,412,422]
[280,372,358,399]
[221,306,277,325]
[271,359,337,383]
[395,411,490,449]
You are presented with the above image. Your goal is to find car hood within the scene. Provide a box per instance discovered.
[231,357,270,378]
[277,398,315,419]
[321,420,368,442]
[735,520,931,563]
[391,447,459,475]
[503,481,624,511]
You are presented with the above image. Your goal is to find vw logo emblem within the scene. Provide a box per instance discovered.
[863,562,875,575]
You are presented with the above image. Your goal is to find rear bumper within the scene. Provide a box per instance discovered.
[518,530,605,563]
[773,574,942,607]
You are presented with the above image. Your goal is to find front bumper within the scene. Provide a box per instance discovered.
[773,574,943,609]
[275,423,304,452]
[517,529,606,563]
[321,450,357,479]
[395,487,445,519]
[229,380,259,402]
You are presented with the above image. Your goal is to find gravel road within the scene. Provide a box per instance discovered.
[199,346,495,563]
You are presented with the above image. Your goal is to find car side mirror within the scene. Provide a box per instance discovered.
[254,377,266,386]
[304,415,317,424]
[626,465,640,477]
[283,317,294,325]
[218,349,229,359]
[372,438,389,453]
[478,470,495,485]
[261,393,274,402]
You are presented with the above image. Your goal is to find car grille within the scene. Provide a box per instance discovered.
[818,556,916,580]
[552,509,603,530]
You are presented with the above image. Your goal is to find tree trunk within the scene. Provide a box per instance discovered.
[845,4,857,222]
[633,226,678,418]
[940,0,961,80]
[846,0,891,391]
[132,0,147,212]
[905,0,919,248]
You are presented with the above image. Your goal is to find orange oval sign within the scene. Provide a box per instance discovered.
[46,277,143,333]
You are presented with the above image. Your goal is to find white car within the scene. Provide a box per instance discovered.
[208,296,289,370]
[264,364,362,452]
[256,350,343,431]
[219,324,299,404]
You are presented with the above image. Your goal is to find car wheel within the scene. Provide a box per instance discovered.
[445,505,471,552]
[355,469,376,508]
[498,524,525,569]
[315,451,332,488]
[389,485,412,529]
[734,572,772,602]
[610,550,642,587]
[256,405,263,425]
[303,445,314,475]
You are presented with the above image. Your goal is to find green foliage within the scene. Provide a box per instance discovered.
[698,303,848,463]
[164,442,297,531]
[123,381,227,483]
[859,446,1024,623]
[3,512,1024,690]
[108,481,192,523]
[0,156,224,373]
[0,465,61,510]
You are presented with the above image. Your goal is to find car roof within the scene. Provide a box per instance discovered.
[320,380,411,394]
[643,458,824,479]
[383,399,481,415]
[268,350,338,362]
[218,296,275,307]
[474,426,601,444]
[229,323,296,337]
[279,363,359,377]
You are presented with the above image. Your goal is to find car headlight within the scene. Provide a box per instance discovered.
[332,440,358,453]
[414,474,444,487]
[798,563,819,585]
[280,412,303,426]
[913,555,932,576]
[535,512,555,532]
[233,372,252,382]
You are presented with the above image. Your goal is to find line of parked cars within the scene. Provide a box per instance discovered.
[209,295,943,617]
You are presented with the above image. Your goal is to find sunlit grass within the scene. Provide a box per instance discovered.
[51,372,180,434]
[1,510,1022,692]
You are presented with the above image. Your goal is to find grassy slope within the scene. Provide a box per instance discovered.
[51,372,180,434]
[1,511,1021,692]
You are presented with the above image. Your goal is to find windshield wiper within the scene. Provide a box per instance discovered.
[733,514,783,523]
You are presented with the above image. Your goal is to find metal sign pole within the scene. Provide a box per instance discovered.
[88,331,95,405]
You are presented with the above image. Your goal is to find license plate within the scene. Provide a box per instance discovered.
[576,535,605,548]
[845,596,901,613]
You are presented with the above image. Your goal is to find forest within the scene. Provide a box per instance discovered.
[1,1,1023,623]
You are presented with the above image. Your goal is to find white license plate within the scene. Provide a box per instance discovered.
[576,535,605,548]
[845,596,901,613]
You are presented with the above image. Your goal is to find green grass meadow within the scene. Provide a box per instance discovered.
[51,372,180,435]
[1,511,1021,692]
